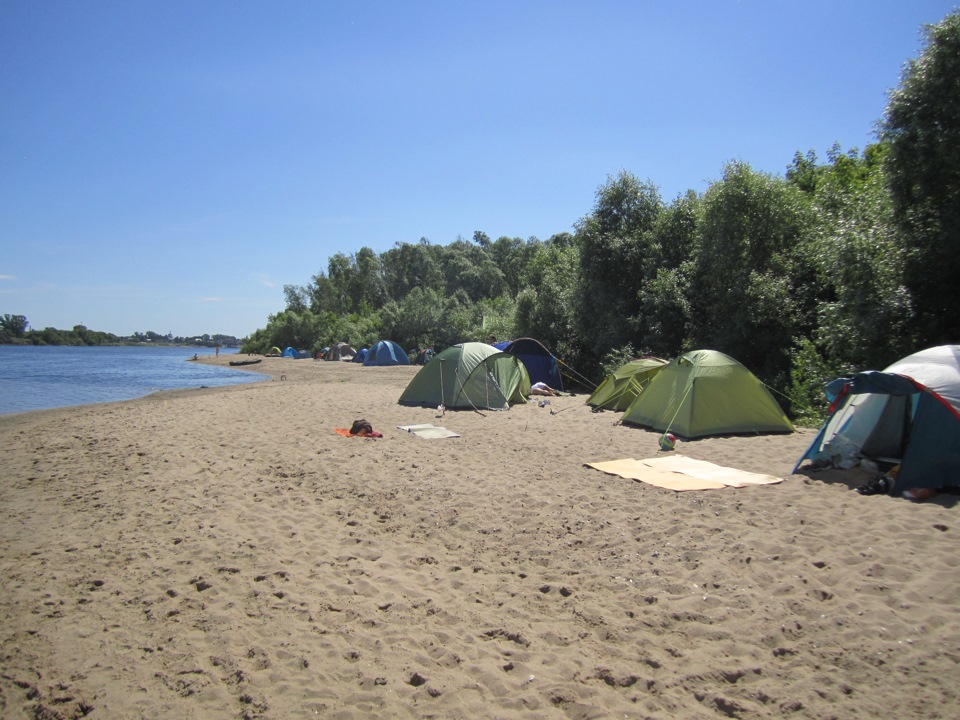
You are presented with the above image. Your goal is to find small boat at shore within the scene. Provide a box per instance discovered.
[229,358,262,367]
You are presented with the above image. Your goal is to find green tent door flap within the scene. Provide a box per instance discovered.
[620,349,794,438]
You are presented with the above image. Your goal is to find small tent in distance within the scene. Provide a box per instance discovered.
[795,345,960,495]
[587,357,668,411]
[325,342,357,361]
[413,348,435,365]
[399,342,530,410]
[493,338,563,389]
[363,340,410,366]
[621,349,794,438]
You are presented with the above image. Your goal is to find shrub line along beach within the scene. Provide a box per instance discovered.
[1,356,957,719]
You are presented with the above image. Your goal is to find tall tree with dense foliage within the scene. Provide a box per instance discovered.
[0,314,29,341]
[637,190,700,357]
[485,235,542,299]
[688,161,812,385]
[439,238,508,302]
[800,145,912,371]
[378,287,447,351]
[575,171,664,358]
[515,233,580,362]
[881,10,960,346]
[380,239,445,300]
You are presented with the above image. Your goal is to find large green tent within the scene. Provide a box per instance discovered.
[398,342,530,410]
[586,357,668,411]
[620,349,794,438]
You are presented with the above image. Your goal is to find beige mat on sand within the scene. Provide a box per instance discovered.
[587,455,783,491]
[397,423,460,439]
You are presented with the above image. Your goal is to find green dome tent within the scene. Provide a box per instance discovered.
[398,342,530,410]
[587,357,668,411]
[620,349,794,438]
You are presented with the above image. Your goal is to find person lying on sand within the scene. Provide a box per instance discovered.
[531,382,560,396]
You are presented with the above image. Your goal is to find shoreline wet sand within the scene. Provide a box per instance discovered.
[1,356,957,719]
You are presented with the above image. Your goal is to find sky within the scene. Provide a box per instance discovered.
[1,1,957,339]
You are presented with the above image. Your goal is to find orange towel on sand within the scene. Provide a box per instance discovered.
[334,428,383,438]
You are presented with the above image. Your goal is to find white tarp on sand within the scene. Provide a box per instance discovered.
[397,424,460,439]
[587,455,783,491]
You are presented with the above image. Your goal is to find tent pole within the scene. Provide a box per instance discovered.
[438,359,446,414]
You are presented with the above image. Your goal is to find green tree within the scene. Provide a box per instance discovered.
[380,239,445,301]
[636,191,700,356]
[283,284,309,313]
[575,172,664,357]
[486,235,541,298]
[323,253,358,314]
[439,238,507,301]
[354,247,387,310]
[515,235,581,365]
[689,161,812,384]
[476,296,517,344]
[379,287,447,351]
[881,10,960,345]
[0,314,29,340]
[256,309,322,352]
[786,149,823,194]
[804,144,912,371]
[35,327,70,345]
[434,289,480,349]
[639,266,691,359]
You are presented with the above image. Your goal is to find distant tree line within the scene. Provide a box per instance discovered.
[0,316,240,349]
[242,11,960,423]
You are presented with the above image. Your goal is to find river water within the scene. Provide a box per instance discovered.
[0,345,267,415]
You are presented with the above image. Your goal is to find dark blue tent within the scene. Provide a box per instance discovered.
[282,346,298,358]
[795,345,960,495]
[353,348,368,363]
[493,338,563,390]
[363,340,410,366]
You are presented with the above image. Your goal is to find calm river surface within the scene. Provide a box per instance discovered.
[0,345,266,415]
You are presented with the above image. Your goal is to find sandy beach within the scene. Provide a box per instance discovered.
[1,355,958,719]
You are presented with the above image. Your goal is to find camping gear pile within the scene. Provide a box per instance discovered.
[334,419,383,438]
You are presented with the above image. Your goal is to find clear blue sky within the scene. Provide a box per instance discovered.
[2,1,956,339]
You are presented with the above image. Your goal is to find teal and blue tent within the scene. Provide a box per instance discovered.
[363,340,409,366]
[795,345,960,495]
[282,346,298,358]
